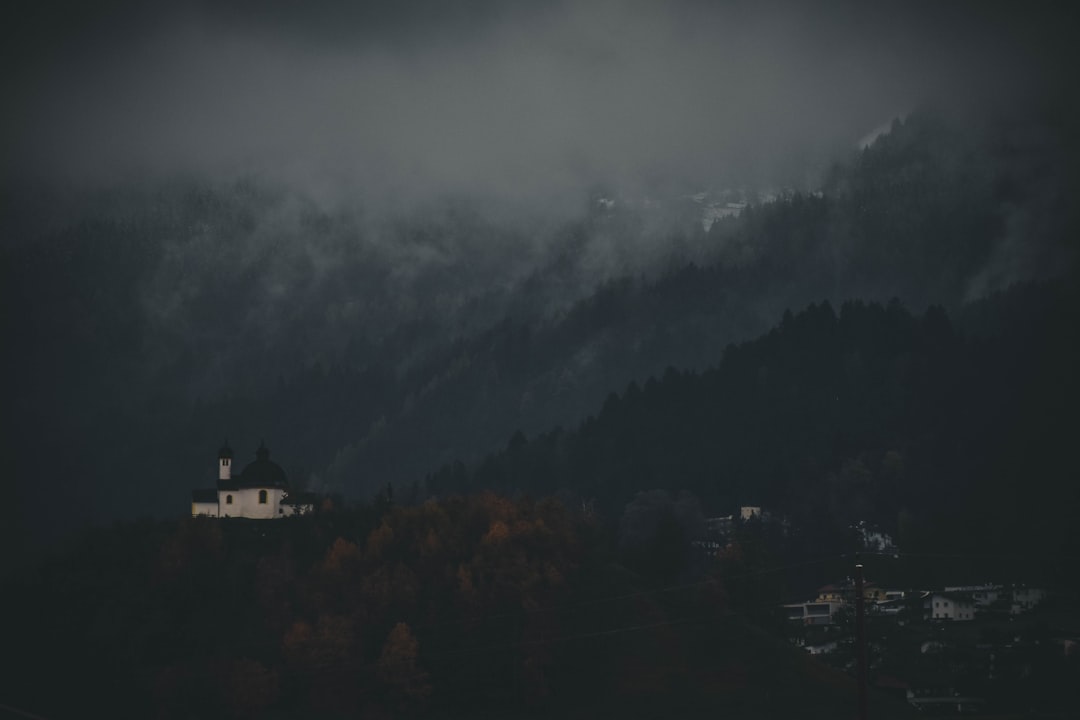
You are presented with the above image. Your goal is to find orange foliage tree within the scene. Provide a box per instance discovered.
[377,622,431,711]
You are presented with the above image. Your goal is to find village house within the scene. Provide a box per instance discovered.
[697,505,785,557]
[875,590,908,617]
[945,583,1002,608]
[784,599,844,626]
[924,592,976,621]
[740,505,763,520]
[784,579,905,626]
[815,580,890,605]
[943,584,1046,615]
[1010,586,1045,614]
[816,583,845,604]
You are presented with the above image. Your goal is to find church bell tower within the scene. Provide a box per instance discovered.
[218,440,233,481]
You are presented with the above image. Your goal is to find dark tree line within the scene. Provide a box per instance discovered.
[0,492,806,719]
[428,275,1080,572]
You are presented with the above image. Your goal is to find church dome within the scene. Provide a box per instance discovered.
[236,442,289,489]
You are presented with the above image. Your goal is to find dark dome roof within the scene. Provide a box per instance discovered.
[218,440,233,459]
[236,443,289,489]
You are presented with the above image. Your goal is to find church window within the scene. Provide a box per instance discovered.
[259,489,268,504]
[226,494,233,504]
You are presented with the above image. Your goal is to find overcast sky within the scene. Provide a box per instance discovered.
[4,0,1072,208]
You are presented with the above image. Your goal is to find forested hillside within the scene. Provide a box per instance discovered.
[325,107,1079,501]
[0,494,922,720]
[429,276,1080,568]
[6,4,1078,718]
[3,270,1077,717]
[3,104,1077,547]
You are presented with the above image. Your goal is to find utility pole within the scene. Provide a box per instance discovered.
[854,560,868,720]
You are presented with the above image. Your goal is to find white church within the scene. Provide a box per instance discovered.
[191,441,315,519]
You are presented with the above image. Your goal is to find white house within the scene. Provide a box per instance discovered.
[941,584,1046,614]
[945,584,1002,608]
[784,600,844,626]
[740,506,763,520]
[924,592,975,621]
[191,441,315,519]
[1010,586,1045,614]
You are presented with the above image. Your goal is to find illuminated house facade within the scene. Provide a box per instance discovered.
[191,442,314,519]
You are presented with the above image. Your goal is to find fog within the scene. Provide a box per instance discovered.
[6,0,1068,209]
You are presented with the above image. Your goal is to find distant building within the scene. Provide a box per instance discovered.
[941,584,1046,615]
[191,441,315,519]
[906,687,985,714]
[701,506,790,562]
[875,597,907,617]
[704,515,735,538]
[703,506,777,537]
[740,506,763,521]
[944,584,1003,609]
[924,592,976,621]
[815,580,888,605]
[1010,586,1045,614]
[816,584,846,604]
[784,600,843,626]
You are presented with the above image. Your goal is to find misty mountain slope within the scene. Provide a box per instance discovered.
[430,273,1080,566]
[321,265,774,496]
[318,107,1079,499]
[1,174,715,540]
[713,107,1078,305]
[3,104,1077,545]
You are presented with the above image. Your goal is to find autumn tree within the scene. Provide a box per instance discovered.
[377,622,431,712]
[282,614,365,715]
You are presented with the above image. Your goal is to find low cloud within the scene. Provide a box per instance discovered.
[6,0,1067,211]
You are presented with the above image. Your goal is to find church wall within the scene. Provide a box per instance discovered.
[218,488,287,519]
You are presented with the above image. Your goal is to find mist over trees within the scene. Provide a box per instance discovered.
[3,103,1078,554]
